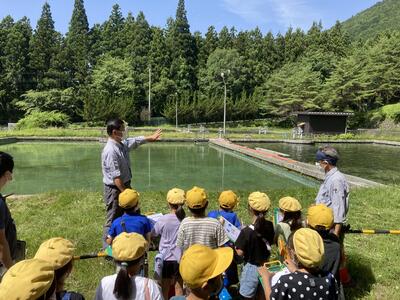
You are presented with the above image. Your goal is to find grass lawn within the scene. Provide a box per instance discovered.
[1,126,400,142]
[7,186,400,299]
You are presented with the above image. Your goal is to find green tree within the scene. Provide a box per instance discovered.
[0,17,32,121]
[29,2,59,90]
[102,4,125,57]
[169,0,197,93]
[199,48,248,100]
[84,55,138,123]
[64,0,90,86]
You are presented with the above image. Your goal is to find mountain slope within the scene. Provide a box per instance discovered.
[341,0,400,40]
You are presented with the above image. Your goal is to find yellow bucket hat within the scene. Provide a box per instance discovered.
[34,237,75,269]
[307,204,334,230]
[167,188,186,205]
[279,196,302,212]
[118,188,140,209]
[179,244,233,289]
[112,232,147,261]
[186,186,208,209]
[0,259,54,299]
[218,190,239,210]
[248,191,271,212]
[293,228,325,268]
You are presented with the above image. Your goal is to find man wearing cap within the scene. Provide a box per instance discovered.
[101,118,161,248]
[0,152,17,277]
[315,146,349,237]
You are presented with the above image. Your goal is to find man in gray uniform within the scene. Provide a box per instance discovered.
[315,146,352,288]
[101,118,161,248]
[315,146,349,237]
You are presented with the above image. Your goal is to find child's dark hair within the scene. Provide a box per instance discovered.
[55,259,73,284]
[125,205,140,215]
[220,206,232,212]
[0,152,14,177]
[170,204,186,221]
[36,277,56,300]
[188,202,208,216]
[282,210,303,232]
[113,255,143,299]
[106,118,124,136]
[251,207,274,246]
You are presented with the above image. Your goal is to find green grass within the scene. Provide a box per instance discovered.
[1,126,400,142]
[7,186,400,299]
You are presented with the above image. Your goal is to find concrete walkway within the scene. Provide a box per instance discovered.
[209,138,383,188]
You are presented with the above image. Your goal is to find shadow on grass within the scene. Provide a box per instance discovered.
[345,253,376,299]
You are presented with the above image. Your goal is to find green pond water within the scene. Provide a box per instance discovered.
[0,142,318,195]
[245,143,400,185]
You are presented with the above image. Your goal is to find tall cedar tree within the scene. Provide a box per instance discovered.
[169,0,197,93]
[30,2,59,90]
[64,0,89,86]
[102,4,125,57]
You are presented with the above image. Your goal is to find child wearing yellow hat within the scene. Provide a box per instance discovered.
[170,244,234,300]
[176,186,229,251]
[106,189,153,245]
[258,228,339,300]
[307,204,341,282]
[95,232,162,300]
[274,196,303,245]
[208,190,241,229]
[235,191,275,299]
[207,190,241,288]
[0,258,55,299]
[34,237,84,300]
[151,188,186,299]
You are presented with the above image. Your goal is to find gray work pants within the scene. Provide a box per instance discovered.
[102,182,130,249]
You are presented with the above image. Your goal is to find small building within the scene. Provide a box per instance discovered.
[293,112,354,134]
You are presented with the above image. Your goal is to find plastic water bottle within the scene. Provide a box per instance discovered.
[219,287,232,300]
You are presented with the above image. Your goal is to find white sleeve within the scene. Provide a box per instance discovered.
[94,282,104,300]
[149,280,164,300]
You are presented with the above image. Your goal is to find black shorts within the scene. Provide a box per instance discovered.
[162,260,180,279]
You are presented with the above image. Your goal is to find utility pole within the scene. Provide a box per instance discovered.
[148,66,151,122]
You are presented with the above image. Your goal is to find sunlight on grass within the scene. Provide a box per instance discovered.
[7,186,400,299]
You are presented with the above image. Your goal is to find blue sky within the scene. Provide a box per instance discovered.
[0,0,381,35]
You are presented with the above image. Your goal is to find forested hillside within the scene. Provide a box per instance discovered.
[342,0,400,41]
[0,0,399,128]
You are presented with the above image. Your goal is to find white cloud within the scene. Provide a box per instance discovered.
[221,0,320,30]
[221,0,267,24]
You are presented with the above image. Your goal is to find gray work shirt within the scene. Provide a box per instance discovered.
[315,167,350,224]
[101,137,146,186]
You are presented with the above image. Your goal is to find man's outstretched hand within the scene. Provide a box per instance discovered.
[145,129,162,142]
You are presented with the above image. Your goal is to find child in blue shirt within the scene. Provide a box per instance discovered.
[106,189,152,245]
[207,190,241,288]
[207,190,241,229]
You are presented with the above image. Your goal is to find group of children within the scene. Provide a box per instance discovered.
[0,186,343,300]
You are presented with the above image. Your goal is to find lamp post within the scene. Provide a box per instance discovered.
[221,70,230,136]
[148,66,151,122]
[175,92,178,130]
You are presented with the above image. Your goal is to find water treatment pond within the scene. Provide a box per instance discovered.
[245,143,400,185]
[0,142,318,195]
